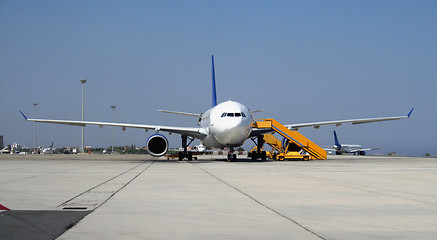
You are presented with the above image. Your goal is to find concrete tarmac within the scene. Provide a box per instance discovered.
[1,154,436,239]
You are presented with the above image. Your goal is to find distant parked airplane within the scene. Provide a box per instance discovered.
[40,140,55,154]
[325,130,380,155]
[20,56,413,161]
[0,146,10,154]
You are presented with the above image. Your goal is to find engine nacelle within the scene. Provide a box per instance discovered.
[146,134,169,157]
[333,144,342,151]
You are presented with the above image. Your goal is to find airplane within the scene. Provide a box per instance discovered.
[325,130,380,155]
[194,144,206,152]
[20,55,414,161]
[0,146,11,154]
[40,140,55,154]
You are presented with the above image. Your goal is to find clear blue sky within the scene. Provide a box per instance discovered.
[1,0,436,156]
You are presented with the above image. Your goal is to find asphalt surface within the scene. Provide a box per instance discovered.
[1,154,436,239]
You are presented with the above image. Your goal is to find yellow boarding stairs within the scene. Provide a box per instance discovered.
[251,119,327,160]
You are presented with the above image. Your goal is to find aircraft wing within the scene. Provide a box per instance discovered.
[20,111,207,140]
[349,148,380,153]
[284,108,414,130]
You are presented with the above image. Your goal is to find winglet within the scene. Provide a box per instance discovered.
[212,55,217,107]
[19,110,28,120]
[407,108,414,118]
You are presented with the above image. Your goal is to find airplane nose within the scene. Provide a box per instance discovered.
[212,119,250,145]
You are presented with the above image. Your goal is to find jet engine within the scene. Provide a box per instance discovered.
[333,144,342,151]
[146,134,169,157]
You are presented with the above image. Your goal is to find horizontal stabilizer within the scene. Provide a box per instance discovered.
[251,109,266,114]
[350,148,381,152]
[158,110,201,117]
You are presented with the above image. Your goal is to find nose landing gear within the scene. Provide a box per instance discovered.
[227,147,237,162]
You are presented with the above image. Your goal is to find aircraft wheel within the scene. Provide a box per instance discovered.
[251,152,258,161]
[227,153,237,162]
[261,151,267,161]
[178,152,183,161]
[188,152,193,161]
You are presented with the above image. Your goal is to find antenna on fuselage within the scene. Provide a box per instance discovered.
[212,55,217,107]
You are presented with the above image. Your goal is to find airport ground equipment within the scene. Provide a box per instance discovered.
[263,134,283,153]
[248,133,295,160]
[249,136,311,161]
[252,119,327,160]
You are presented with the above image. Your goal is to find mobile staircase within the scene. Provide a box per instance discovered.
[251,119,327,160]
[248,133,282,160]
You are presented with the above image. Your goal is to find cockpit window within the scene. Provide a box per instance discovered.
[221,112,247,117]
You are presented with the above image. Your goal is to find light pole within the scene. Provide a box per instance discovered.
[80,79,86,153]
[33,102,38,152]
[111,105,116,153]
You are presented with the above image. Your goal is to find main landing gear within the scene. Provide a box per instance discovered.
[178,135,194,161]
[250,135,267,161]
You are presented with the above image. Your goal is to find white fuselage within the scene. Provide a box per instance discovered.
[334,144,362,154]
[41,148,55,154]
[199,101,253,148]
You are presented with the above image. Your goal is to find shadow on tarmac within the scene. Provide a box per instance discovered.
[0,210,91,240]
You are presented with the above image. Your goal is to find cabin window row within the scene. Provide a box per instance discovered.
[221,112,246,118]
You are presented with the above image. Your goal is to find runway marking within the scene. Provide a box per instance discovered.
[191,162,327,240]
[58,160,155,210]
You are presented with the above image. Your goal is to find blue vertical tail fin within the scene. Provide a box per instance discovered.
[334,130,341,148]
[212,55,217,107]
